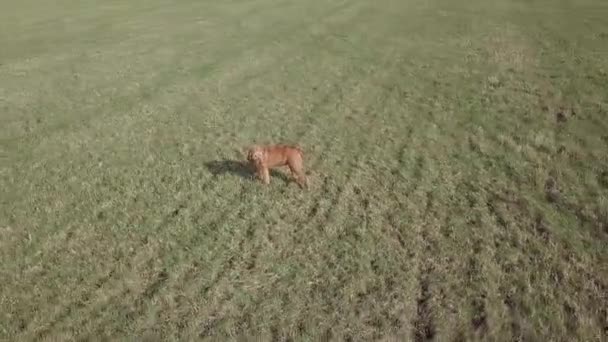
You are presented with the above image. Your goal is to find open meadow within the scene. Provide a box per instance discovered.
[1,0,607,340]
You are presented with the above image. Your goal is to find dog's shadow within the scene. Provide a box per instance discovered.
[204,160,292,183]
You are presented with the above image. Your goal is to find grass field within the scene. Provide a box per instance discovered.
[1,0,607,340]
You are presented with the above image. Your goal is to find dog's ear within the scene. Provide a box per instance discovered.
[241,146,254,159]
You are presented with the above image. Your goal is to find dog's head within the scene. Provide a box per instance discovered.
[245,145,265,163]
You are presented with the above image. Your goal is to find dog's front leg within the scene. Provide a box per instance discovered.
[255,168,262,182]
[251,161,264,182]
[261,166,271,185]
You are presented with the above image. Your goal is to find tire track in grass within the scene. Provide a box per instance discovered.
[352,193,411,338]
[485,190,543,340]
[387,144,443,342]
[465,218,489,338]
[375,154,426,337]
[302,158,368,338]
[485,189,571,338]
[421,177,494,340]
[385,150,424,249]
[463,181,514,340]
[483,187,524,339]
[412,190,438,342]
[354,77,422,337]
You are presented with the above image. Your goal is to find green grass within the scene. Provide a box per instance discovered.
[1,0,607,340]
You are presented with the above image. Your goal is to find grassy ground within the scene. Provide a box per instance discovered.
[1,0,607,340]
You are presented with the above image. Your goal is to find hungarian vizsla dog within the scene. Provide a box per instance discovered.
[246,144,308,189]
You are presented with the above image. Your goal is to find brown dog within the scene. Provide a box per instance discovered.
[246,144,308,188]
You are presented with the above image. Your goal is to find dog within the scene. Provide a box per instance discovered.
[246,144,308,188]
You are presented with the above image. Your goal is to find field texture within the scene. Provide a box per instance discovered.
[1,0,607,340]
